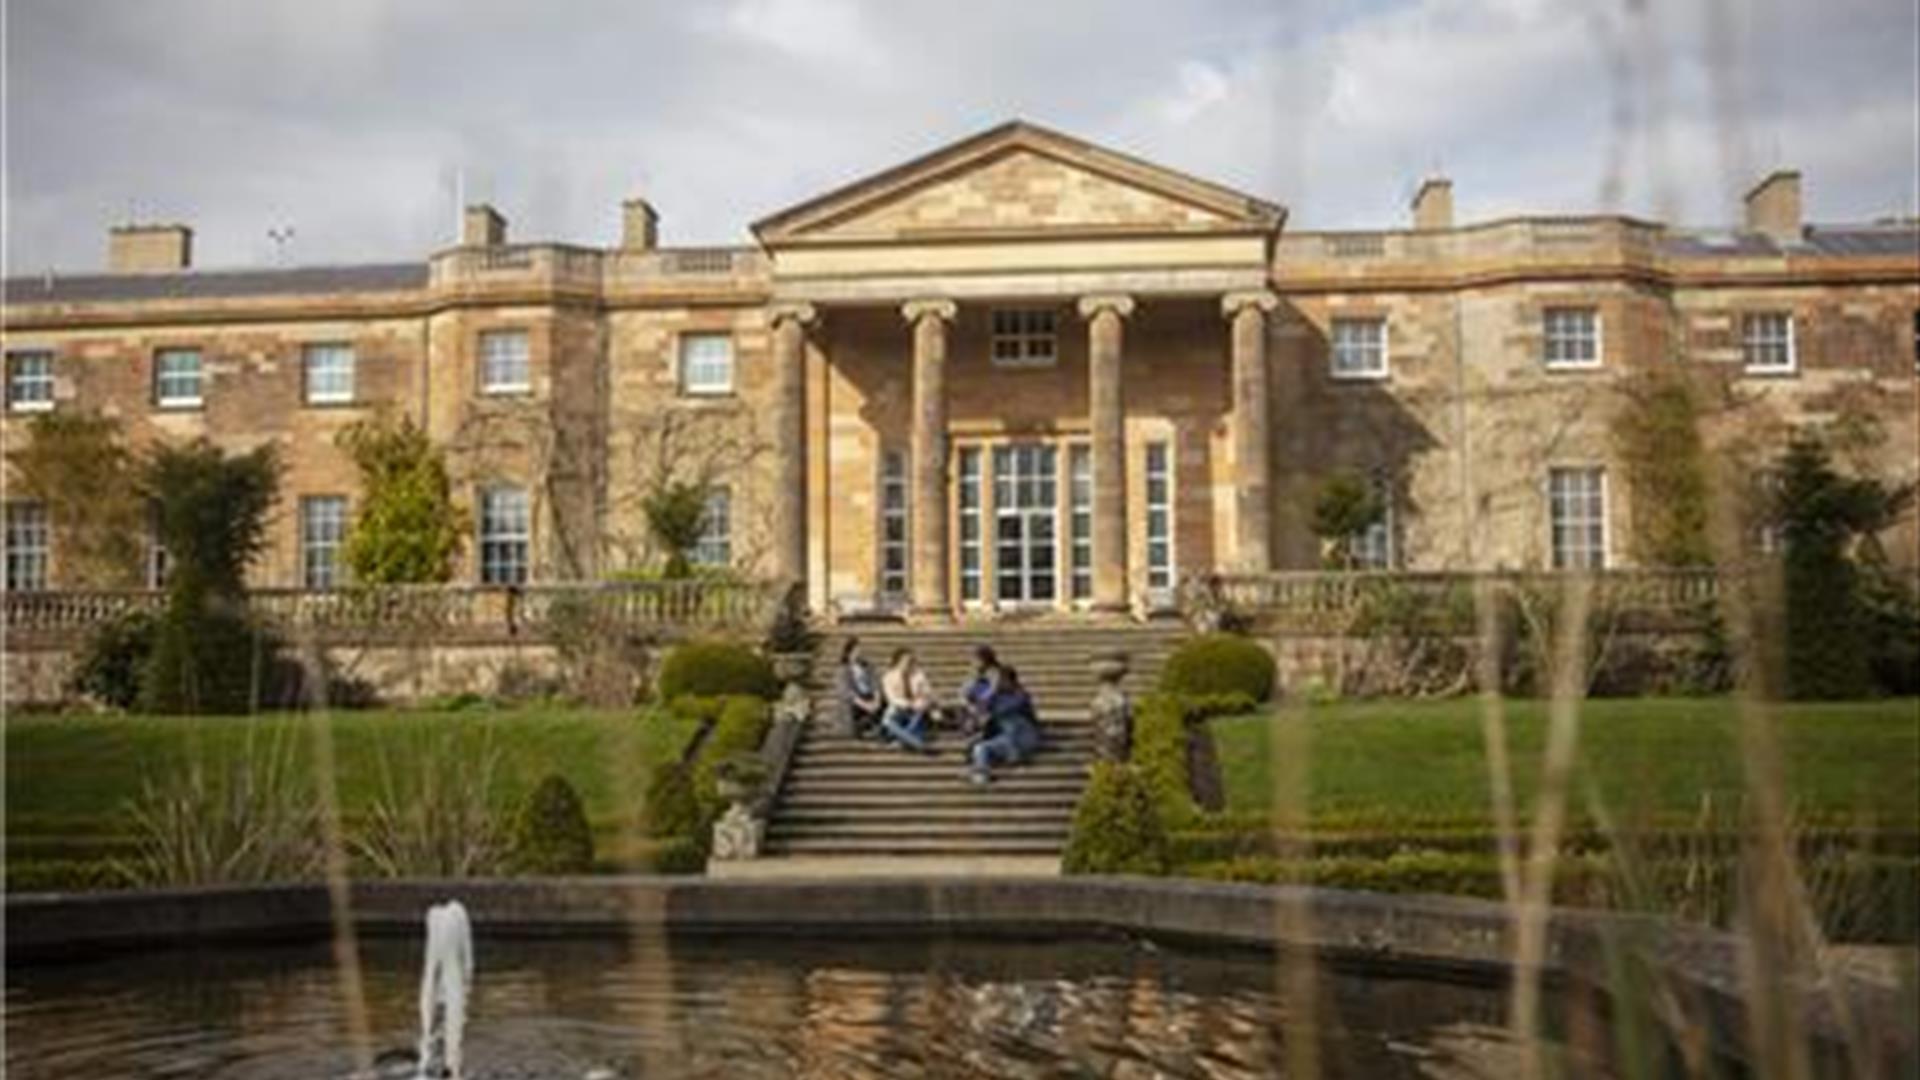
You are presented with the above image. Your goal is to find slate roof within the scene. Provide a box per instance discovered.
[1,262,428,305]
[1664,224,1920,259]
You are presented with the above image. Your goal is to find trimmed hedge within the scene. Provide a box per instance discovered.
[640,694,772,872]
[1132,694,1197,830]
[510,774,594,875]
[656,641,778,703]
[1061,764,1168,875]
[1159,634,1276,703]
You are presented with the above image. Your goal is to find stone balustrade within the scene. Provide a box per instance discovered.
[4,579,784,646]
[1192,568,1727,633]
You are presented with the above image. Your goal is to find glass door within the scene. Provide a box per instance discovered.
[992,444,1058,605]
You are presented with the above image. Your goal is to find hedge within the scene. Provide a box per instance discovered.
[1061,763,1168,875]
[1158,634,1276,703]
[640,694,771,872]
[656,640,778,703]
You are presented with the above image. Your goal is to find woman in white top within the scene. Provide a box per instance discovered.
[879,647,934,753]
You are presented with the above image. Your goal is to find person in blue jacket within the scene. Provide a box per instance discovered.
[967,665,1043,785]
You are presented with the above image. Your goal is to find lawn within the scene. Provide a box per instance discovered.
[6,706,702,884]
[1209,697,1920,833]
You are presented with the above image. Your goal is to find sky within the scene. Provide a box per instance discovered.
[4,0,1916,273]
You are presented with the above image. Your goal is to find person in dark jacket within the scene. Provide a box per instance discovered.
[967,666,1043,785]
[956,645,1002,736]
[836,637,883,740]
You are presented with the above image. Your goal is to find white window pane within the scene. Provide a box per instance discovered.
[7,352,54,411]
[479,331,530,393]
[303,344,355,404]
[5,501,50,591]
[478,487,530,584]
[679,334,734,394]
[154,349,202,406]
[301,496,348,589]
[692,487,732,568]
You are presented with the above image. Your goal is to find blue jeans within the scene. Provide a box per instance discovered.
[881,706,929,751]
[970,732,1024,774]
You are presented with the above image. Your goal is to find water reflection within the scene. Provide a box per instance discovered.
[7,932,1580,1079]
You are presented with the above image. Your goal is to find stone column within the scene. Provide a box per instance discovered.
[1078,294,1136,612]
[768,303,816,591]
[1223,290,1279,573]
[902,299,957,617]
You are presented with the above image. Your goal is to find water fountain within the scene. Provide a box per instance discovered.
[415,900,472,1080]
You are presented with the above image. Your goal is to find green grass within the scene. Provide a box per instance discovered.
[6,706,702,878]
[1210,698,1920,833]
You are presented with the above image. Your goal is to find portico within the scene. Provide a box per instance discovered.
[750,121,1285,619]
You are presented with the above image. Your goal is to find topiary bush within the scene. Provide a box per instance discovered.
[638,695,770,873]
[70,609,158,710]
[139,598,281,715]
[1062,763,1169,875]
[510,774,594,875]
[1159,634,1276,703]
[1131,693,1197,830]
[656,640,778,703]
[691,696,773,819]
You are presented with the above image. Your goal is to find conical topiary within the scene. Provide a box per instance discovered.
[510,774,594,875]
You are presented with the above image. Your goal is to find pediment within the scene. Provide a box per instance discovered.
[754,121,1283,245]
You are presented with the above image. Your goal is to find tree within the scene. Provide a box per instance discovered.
[138,440,282,714]
[642,482,710,579]
[1772,435,1913,700]
[337,413,466,584]
[1611,369,1713,566]
[1310,471,1383,569]
[7,412,144,587]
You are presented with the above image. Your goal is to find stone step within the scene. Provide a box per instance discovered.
[769,816,1069,836]
[763,835,1067,856]
[775,780,1082,807]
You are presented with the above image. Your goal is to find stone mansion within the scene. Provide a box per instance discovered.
[3,121,1916,618]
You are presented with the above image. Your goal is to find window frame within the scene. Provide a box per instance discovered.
[4,500,50,592]
[1144,440,1175,595]
[476,485,531,585]
[1328,317,1390,381]
[988,307,1059,369]
[477,329,532,396]
[1350,474,1397,570]
[299,495,349,590]
[1547,466,1609,571]
[880,450,911,602]
[691,486,733,569]
[677,332,736,397]
[301,342,356,406]
[6,350,55,413]
[152,347,204,409]
[1542,306,1603,370]
[1740,311,1797,376]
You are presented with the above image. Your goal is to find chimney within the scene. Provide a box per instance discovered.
[461,204,507,247]
[1411,178,1453,230]
[107,224,193,272]
[1744,170,1802,244]
[622,198,659,250]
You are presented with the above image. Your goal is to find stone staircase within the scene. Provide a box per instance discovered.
[751,622,1187,869]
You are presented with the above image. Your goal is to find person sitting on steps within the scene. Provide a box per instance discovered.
[968,665,1043,785]
[956,645,1003,737]
[836,637,883,741]
[880,647,935,754]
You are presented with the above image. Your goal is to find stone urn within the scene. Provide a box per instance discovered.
[1088,651,1132,764]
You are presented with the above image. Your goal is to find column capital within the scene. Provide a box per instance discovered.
[1076,293,1136,321]
[1221,289,1280,318]
[900,298,957,325]
[769,301,818,329]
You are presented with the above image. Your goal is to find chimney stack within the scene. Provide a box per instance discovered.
[108,224,193,272]
[461,204,507,247]
[1744,170,1802,244]
[622,199,660,250]
[1411,178,1453,231]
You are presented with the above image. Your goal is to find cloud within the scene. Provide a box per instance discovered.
[4,0,1913,273]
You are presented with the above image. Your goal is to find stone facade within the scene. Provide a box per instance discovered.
[4,121,1915,614]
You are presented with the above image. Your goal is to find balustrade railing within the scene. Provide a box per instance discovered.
[1191,568,1725,631]
[5,580,783,643]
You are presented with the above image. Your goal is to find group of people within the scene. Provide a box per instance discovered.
[836,639,1044,785]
